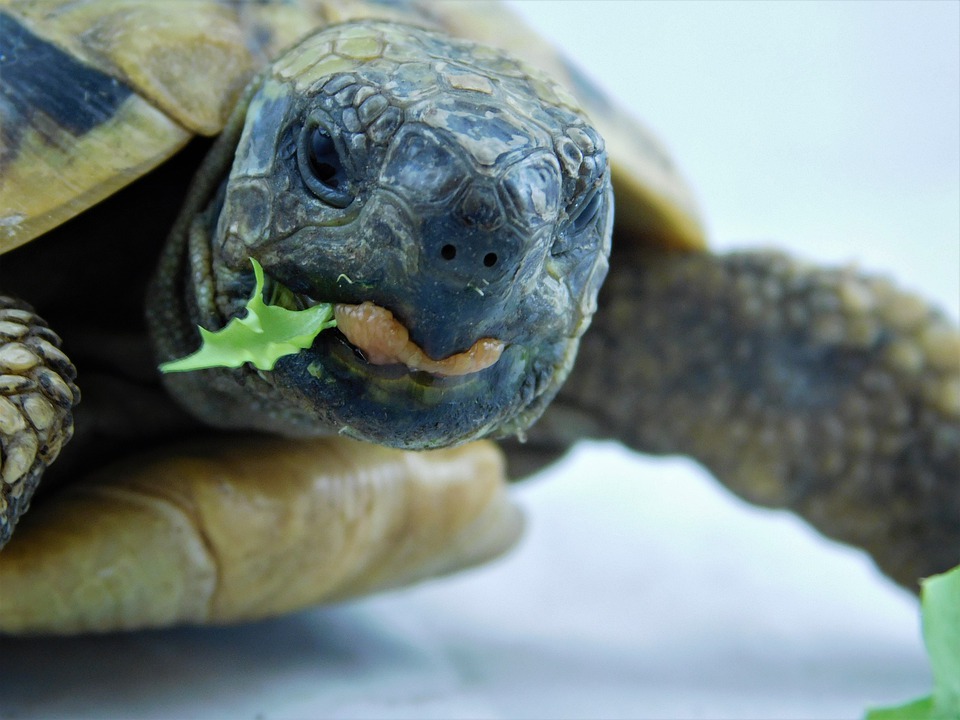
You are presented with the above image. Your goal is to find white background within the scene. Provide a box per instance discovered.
[1,2,957,718]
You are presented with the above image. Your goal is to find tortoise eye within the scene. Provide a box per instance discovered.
[297,123,353,208]
[567,185,603,236]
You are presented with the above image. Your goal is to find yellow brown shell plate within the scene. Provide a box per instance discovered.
[0,0,705,254]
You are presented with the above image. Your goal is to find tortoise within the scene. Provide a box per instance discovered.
[0,0,957,635]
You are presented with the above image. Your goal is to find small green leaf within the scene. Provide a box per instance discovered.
[866,697,935,720]
[160,258,337,373]
[865,565,960,720]
[925,566,960,718]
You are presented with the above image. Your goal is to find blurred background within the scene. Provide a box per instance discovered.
[2,2,957,718]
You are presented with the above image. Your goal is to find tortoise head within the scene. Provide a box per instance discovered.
[150,21,611,449]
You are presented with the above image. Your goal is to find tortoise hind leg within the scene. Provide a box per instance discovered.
[503,242,960,591]
[0,294,79,547]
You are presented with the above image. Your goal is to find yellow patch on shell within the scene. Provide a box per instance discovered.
[0,94,190,252]
[5,2,259,134]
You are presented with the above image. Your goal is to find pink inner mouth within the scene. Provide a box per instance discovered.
[333,302,505,377]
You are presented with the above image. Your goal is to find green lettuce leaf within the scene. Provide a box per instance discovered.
[159,258,336,373]
[865,564,960,720]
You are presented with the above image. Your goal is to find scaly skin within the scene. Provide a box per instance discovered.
[0,297,79,547]
[148,21,612,450]
[505,241,960,591]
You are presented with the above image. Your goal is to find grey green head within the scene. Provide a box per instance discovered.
[151,21,611,449]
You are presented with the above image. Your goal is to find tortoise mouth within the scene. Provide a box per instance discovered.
[318,329,507,391]
[332,301,505,377]
[267,279,508,380]
[256,275,535,447]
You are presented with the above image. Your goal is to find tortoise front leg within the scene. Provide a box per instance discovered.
[0,294,79,547]
[0,435,520,634]
[504,241,960,591]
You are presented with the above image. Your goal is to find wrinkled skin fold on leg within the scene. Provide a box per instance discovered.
[505,240,960,591]
[0,436,520,634]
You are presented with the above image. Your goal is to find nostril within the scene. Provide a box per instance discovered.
[483,252,498,268]
[441,244,457,260]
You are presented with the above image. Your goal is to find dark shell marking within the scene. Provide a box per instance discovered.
[0,12,133,167]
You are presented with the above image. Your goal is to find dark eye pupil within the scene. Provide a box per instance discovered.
[308,127,342,189]
[570,188,602,234]
[297,121,353,208]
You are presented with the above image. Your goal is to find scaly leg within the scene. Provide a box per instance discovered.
[0,295,79,547]
[504,243,960,591]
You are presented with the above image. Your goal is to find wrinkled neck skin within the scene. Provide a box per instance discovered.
[148,21,612,450]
